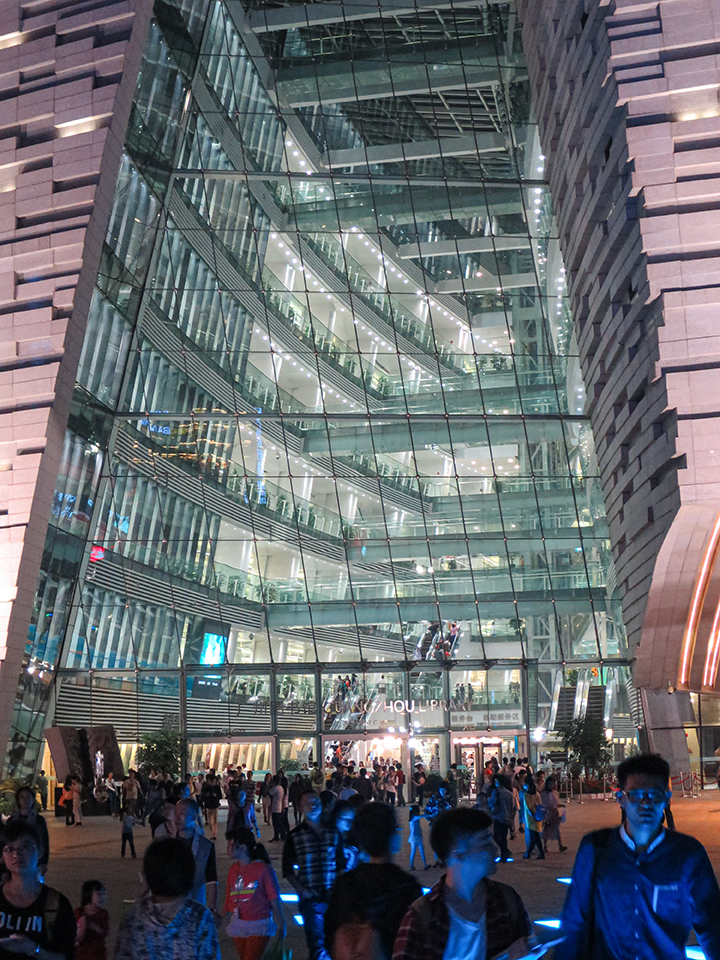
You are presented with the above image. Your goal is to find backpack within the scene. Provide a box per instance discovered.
[331,922,386,960]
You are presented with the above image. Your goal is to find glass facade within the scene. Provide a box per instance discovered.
[7,0,637,779]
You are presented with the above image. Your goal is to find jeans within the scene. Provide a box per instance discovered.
[39,793,47,812]
[493,821,511,860]
[121,833,136,857]
[271,811,285,840]
[397,784,406,806]
[108,791,119,816]
[298,900,329,960]
[64,801,74,826]
[525,827,544,858]
[386,792,396,805]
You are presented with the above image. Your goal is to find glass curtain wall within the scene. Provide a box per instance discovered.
[5,0,635,778]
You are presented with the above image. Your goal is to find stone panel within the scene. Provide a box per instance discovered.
[0,0,152,753]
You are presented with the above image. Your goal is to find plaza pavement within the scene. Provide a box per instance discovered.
[40,789,720,958]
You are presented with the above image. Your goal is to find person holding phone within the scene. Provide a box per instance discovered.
[0,821,76,959]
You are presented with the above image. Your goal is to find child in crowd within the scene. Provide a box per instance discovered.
[121,810,141,858]
[240,791,261,839]
[75,880,109,960]
[225,827,285,960]
[408,805,429,870]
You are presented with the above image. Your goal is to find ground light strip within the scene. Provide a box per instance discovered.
[534,921,705,957]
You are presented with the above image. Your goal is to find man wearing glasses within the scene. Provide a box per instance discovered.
[559,754,720,960]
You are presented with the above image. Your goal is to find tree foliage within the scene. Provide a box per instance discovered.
[135,730,186,778]
[558,716,611,778]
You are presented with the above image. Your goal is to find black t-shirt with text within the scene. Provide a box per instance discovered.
[0,885,76,960]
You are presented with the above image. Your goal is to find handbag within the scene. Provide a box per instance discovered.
[263,937,291,960]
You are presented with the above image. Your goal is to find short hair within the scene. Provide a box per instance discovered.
[2,820,41,851]
[176,797,200,817]
[15,785,34,803]
[80,880,104,907]
[352,802,397,857]
[143,838,195,897]
[430,808,492,862]
[617,754,669,790]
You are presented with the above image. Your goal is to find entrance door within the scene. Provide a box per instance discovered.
[481,742,502,769]
[455,744,479,798]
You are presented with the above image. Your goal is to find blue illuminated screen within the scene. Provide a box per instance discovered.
[200,632,225,666]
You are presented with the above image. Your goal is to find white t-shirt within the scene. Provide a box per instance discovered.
[443,904,486,960]
[269,784,285,814]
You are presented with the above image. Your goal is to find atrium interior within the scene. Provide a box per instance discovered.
[6,0,645,780]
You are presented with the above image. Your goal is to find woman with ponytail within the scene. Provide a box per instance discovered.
[224,827,285,960]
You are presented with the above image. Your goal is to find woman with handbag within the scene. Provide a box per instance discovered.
[224,827,285,960]
[521,775,545,860]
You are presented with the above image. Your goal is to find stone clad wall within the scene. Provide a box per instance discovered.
[518,0,720,658]
[0,0,152,749]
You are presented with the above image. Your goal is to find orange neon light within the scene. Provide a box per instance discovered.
[703,598,720,689]
[679,512,720,686]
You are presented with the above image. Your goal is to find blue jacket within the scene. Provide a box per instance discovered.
[559,826,720,960]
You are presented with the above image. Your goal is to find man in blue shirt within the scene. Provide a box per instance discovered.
[559,754,720,960]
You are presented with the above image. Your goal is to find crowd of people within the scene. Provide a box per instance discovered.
[0,753,717,960]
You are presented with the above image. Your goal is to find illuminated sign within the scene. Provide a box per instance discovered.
[200,632,225,665]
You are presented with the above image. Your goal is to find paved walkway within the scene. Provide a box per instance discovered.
[41,790,720,958]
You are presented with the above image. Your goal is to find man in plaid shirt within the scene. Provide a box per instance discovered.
[393,808,539,960]
[282,790,339,960]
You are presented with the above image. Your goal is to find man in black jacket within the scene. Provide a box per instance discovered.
[325,801,422,960]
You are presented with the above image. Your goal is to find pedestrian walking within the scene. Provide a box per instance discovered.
[392,808,533,960]
[521,775,545,860]
[35,770,49,812]
[488,774,514,862]
[268,775,286,842]
[173,799,219,912]
[326,802,422,960]
[75,880,109,960]
[559,754,720,960]
[225,827,285,960]
[396,766,406,807]
[201,773,222,842]
[121,811,141,859]
[282,790,339,960]
[121,770,142,817]
[260,773,273,826]
[289,773,304,825]
[115,837,221,960]
[541,777,567,854]
[105,773,119,818]
[408,805,428,870]
[0,820,76,959]
[8,785,50,874]
[60,777,75,826]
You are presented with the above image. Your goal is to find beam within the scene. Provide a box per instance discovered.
[435,272,538,294]
[325,133,506,169]
[265,590,607,628]
[301,415,580,456]
[277,63,504,108]
[288,185,523,231]
[248,0,490,33]
[347,528,608,562]
[397,236,531,259]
